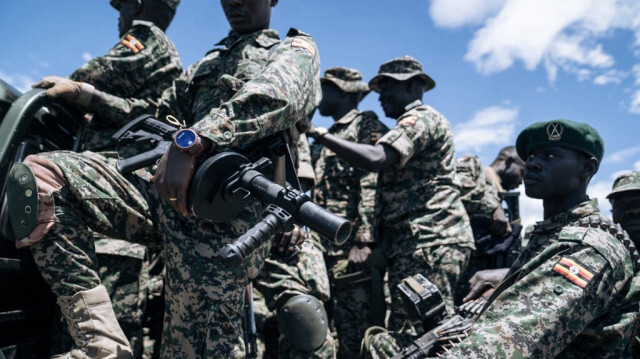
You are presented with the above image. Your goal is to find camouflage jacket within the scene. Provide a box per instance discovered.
[456,155,502,217]
[443,199,638,358]
[71,20,182,149]
[310,109,388,255]
[296,133,315,186]
[375,100,474,257]
[98,28,321,151]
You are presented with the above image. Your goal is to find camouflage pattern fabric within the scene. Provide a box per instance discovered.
[70,20,182,150]
[255,239,336,359]
[296,133,315,185]
[310,109,388,357]
[362,327,414,359]
[440,199,638,358]
[455,155,501,217]
[375,100,474,324]
[320,67,370,94]
[25,27,321,358]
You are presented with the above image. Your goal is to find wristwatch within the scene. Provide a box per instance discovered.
[172,128,205,157]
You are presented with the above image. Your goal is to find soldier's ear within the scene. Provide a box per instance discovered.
[579,155,599,181]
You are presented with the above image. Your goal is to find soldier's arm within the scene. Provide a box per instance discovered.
[442,244,629,358]
[190,31,321,151]
[311,134,400,172]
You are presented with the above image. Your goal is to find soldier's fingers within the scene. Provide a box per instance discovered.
[176,182,189,216]
[463,281,487,302]
[32,79,52,89]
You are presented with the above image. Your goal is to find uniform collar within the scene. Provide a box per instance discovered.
[216,29,280,49]
[333,109,360,126]
[533,198,600,233]
[403,99,423,112]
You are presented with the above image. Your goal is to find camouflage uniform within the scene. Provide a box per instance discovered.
[22,28,320,358]
[65,18,182,358]
[440,199,638,358]
[311,67,389,357]
[70,19,182,151]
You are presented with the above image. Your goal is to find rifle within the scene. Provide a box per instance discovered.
[499,191,520,223]
[243,283,258,359]
[112,115,352,266]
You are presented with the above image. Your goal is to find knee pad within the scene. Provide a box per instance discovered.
[277,294,328,352]
[7,155,65,245]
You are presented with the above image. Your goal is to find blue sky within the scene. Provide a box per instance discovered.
[1,0,639,227]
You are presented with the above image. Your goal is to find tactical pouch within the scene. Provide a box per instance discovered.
[397,274,446,330]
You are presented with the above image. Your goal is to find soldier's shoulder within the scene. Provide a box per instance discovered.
[558,217,633,271]
[286,28,314,38]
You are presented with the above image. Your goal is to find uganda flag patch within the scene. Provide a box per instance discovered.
[398,115,417,127]
[121,34,145,54]
[553,256,594,289]
[291,38,315,56]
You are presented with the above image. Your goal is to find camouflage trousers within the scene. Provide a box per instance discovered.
[254,238,336,359]
[96,237,151,359]
[387,244,471,333]
[27,150,270,358]
[324,254,378,359]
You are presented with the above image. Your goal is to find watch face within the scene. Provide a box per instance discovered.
[175,129,197,149]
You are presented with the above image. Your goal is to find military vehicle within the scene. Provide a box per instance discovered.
[0,79,85,358]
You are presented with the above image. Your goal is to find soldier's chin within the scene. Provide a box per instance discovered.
[523,185,544,199]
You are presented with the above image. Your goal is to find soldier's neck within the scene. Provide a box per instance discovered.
[331,105,357,122]
[543,191,589,219]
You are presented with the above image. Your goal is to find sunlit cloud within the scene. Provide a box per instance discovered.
[454,105,519,153]
[604,146,640,164]
[429,0,640,113]
[82,52,93,62]
[0,69,34,93]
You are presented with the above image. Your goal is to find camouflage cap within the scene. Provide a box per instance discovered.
[607,170,640,198]
[110,0,180,12]
[321,67,370,95]
[368,56,436,93]
[515,119,605,163]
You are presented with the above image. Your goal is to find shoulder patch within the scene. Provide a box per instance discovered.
[121,34,145,54]
[553,256,595,288]
[398,115,417,127]
[291,38,315,56]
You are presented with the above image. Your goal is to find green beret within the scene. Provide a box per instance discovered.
[110,0,180,12]
[321,67,370,96]
[369,56,435,93]
[515,119,604,163]
[607,170,640,198]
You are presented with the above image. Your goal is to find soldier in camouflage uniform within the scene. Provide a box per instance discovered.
[307,67,388,358]
[308,56,474,333]
[13,0,321,357]
[253,132,337,359]
[607,170,640,357]
[455,147,525,304]
[33,1,183,357]
[437,119,639,358]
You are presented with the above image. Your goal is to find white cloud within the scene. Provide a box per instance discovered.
[0,69,35,93]
[82,52,93,62]
[516,184,543,231]
[594,69,627,85]
[429,0,640,112]
[454,105,519,153]
[604,146,640,163]
[588,180,613,215]
[429,0,507,28]
[634,160,640,170]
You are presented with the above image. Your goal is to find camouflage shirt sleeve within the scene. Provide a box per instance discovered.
[443,230,634,358]
[296,133,315,186]
[456,155,501,216]
[354,112,388,244]
[70,21,182,126]
[190,31,321,150]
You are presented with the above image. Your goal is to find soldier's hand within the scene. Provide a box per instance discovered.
[152,144,198,216]
[274,225,306,254]
[463,268,509,302]
[347,243,371,273]
[488,206,512,238]
[32,76,95,106]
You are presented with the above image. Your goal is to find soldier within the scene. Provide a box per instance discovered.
[438,119,639,358]
[306,67,388,358]
[455,147,525,303]
[308,56,474,332]
[32,1,182,357]
[10,0,320,358]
